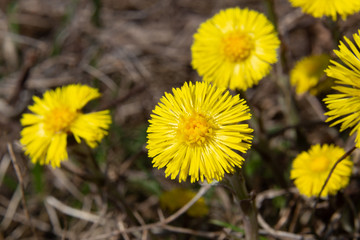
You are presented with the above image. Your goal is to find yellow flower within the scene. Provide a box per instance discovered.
[20,84,112,168]
[160,188,209,217]
[323,30,360,148]
[288,0,360,20]
[191,8,280,91]
[147,82,253,183]
[290,144,353,198]
[290,54,330,95]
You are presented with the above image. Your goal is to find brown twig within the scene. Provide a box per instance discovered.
[45,196,105,224]
[258,214,314,240]
[255,188,314,239]
[98,84,147,111]
[7,143,38,240]
[7,50,38,104]
[162,225,220,238]
[88,184,212,240]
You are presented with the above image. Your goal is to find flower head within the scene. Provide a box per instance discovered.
[147,82,253,183]
[191,8,280,91]
[288,0,360,20]
[160,188,209,217]
[290,144,353,198]
[20,84,112,168]
[323,30,360,147]
[290,54,330,95]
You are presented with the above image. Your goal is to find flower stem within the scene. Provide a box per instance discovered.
[225,169,259,240]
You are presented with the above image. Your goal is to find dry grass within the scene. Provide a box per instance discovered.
[1,0,360,239]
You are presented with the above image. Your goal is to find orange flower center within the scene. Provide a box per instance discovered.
[222,30,254,62]
[310,156,330,172]
[44,107,78,133]
[178,113,214,145]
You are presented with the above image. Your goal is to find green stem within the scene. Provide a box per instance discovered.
[91,0,102,27]
[225,169,259,240]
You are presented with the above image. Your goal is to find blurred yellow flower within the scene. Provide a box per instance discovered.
[290,54,330,95]
[288,0,360,20]
[191,8,280,91]
[290,144,353,198]
[147,82,253,183]
[20,84,112,168]
[160,188,209,217]
[324,30,360,148]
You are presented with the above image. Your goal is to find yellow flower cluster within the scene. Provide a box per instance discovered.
[146,7,282,183]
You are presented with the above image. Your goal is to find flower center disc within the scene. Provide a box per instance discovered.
[310,156,330,172]
[44,107,78,133]
[178,113,214,145]
[222,31,254,62]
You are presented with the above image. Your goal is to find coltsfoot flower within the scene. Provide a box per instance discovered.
[324,30,360,148]
[288,0,360,20]
[20,84,112,168]
[290,144,353,198]
[160,188,209,217]
[290,54,330,95]
[147,82,253,183]
[191,8,280,91]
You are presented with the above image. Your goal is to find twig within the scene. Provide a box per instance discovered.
[0,185,21,229]
[0,31,48,51]
[82,64,117,90]
[255,188,314,239]
[162,225,220,238]
[161,184,212,224]
[258,214,314,240]
[7,143,38,240]
[313,145,356,210]
[45,196,105,224]
[44,201,62,234]
[49,167,84,201]
[0,205,50,232]
[7,50,37,104]
[0,154,11,186]
[133,211,148,240]
[88,184,212,240]
[98,84,146,110]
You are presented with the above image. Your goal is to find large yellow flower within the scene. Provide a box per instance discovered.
[288,0,360,20]
[323,30,360,148]
[290,54,330,95]
[147,82,253,183]
[290,144,353,198]
[20,84,112,168]
[191,8,280,91]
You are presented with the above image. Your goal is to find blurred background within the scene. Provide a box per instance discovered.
[1,0,360,239]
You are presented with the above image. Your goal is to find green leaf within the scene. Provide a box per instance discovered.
[210,219,244,233]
